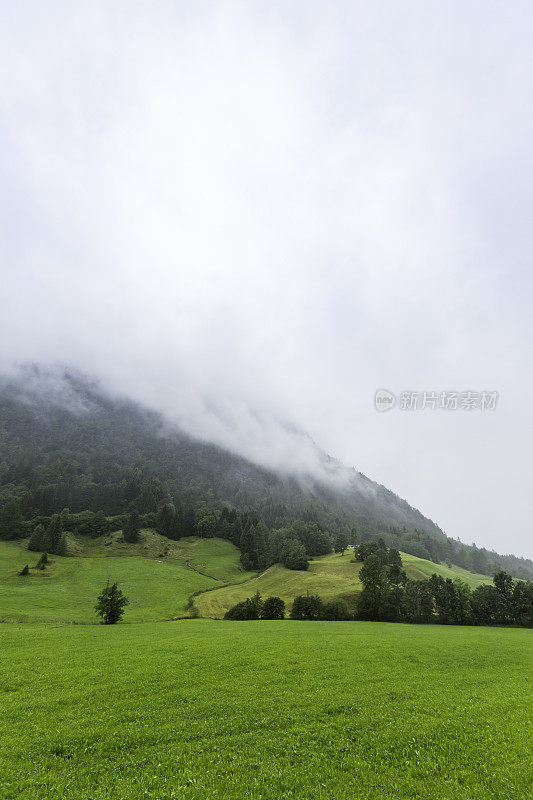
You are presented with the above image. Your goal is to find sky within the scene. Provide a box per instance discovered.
[1,1,532,558]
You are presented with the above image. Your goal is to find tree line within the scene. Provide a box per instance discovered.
[224,544,533,627]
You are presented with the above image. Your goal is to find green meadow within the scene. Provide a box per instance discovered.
[0,536,253,624]
[0,620,531,800]
[1,536,529,799]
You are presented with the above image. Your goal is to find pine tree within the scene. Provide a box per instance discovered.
[43,514,62,554]
[95,581,129,624]
[123,511,140,543]
[28,524,45,552]
[56,533,68,556]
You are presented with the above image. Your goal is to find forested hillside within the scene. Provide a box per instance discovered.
[1,366,531,578]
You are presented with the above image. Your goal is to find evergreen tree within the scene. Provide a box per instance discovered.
[28,523,46,552]
[123,511,140,543]
[56,533,68,556]
[19,564,29,576]
[95,581,129,624]
[43,514,62,554]
[335,533,349,555]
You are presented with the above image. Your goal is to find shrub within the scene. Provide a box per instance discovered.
[224,592,262,620]
[321,600,351,621]
[290,595,324,621]
[260,596,285,620]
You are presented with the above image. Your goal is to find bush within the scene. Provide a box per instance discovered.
[290,595,324,620]
[260,596,285,620]
[321,600,351,621]
[224,592,262,620]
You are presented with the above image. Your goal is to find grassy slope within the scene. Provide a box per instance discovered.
[0,536,254,624]
[0,620,531,800]
[195,547,492,618]
[400,552,490,588]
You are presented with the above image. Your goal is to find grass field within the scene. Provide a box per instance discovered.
[0,537,253,624]
[0,620,530,800]
[195,547,492,618]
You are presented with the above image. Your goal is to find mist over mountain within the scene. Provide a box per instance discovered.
[1,364,531,578]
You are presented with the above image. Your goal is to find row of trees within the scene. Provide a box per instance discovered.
[223,546,533,627]
[27,510,142,556]
[223,592,353,621]
[356,545,533,626]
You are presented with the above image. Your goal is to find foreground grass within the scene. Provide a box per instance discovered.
[0,538,252,623]
[0,621,530,800]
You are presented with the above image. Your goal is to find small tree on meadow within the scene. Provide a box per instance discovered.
[19,564,29,576]
[35,552,48,570]
[95,581,129,624]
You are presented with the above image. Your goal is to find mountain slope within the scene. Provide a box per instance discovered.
[0,366,532,577]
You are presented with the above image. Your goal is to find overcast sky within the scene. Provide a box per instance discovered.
[1,1,532,558]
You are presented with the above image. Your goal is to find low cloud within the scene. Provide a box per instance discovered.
[0,1,532,557]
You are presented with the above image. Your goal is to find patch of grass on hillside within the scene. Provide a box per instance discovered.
[0,540,214,623]
[0,536,254,624]
[195,547,492,618]
[400,552,491,588]
[0,621,530,800]
[195,550,363,618]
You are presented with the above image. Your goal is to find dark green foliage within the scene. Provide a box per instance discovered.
[279,539,308,571]
[321,599,351,620]
[123,511,140,544]
[429,576,472,625]
[224,592,262,620]
[28,523,45,552]
[0,500,25,541]
[260,596,285,620]
[78,511,108,538]
[470,584,500,625]
[19,564,29,576]
[43,514,63,554]
[334,533,349,554]
[356,553,404,622]
[35,552,48,570]
[290,595,324,620]
[512,581,533,627]
[401,579,434,623]
[95,581,129,625]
